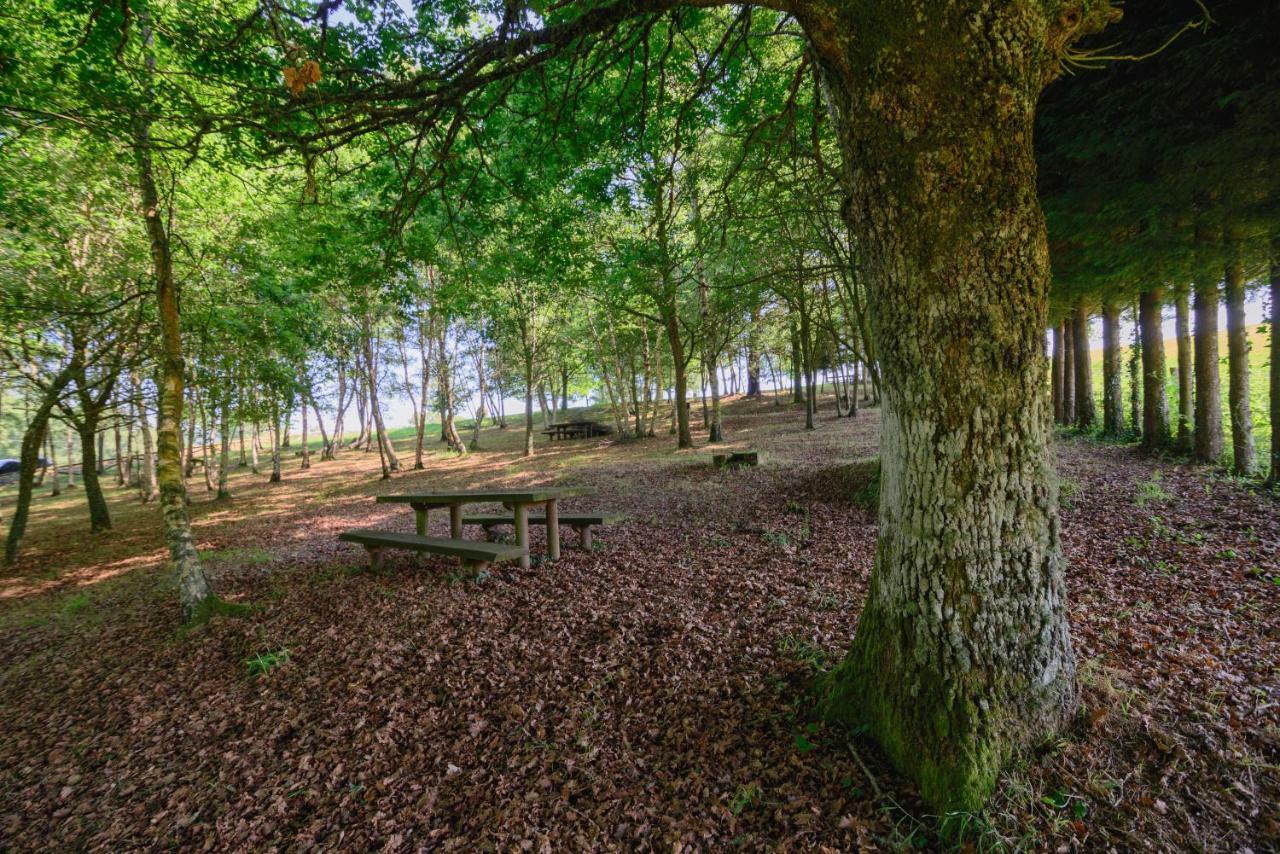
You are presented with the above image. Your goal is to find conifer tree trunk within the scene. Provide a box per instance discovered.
[1224,259,1255,474]
[811,2,1103,810]
[1193,278,1223,463]
[1129,305,1142,442]
[1101,301,1124,436]
[1173,289,1193,452]
[1072,301,1094,430]
[1061,318,1075,424]
[1139,289,1170,450]
[1268,248,1279,488]
[1050,322,1064,423]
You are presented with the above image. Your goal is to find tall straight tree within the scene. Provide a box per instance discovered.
[1172,287,1193,452]
[1193,277,1224,463]
[1138,289,1170,450]
[1223,257,1255,474]
[1101,300,1124,436]
[1072,301,1095,429]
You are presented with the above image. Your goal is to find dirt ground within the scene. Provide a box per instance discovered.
[1,396,1276,850]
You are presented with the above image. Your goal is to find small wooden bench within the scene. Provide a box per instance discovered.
[461,513,621,549]
[338,529,526,572]
[712,450,760,469]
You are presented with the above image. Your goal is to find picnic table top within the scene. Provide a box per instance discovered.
[549,420,597,427]
[376,487,590,505]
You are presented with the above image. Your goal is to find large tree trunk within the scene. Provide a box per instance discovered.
[1139,290,1170,450]
[1224,259,1255,474]
[1072,301,1095,430]
[1172,289,1193,453]
[1192,278,1223,463]
[812,3,1091,811]
[134,87,211,619]
[1101,301,1124,436]
[1050,321,1064,423]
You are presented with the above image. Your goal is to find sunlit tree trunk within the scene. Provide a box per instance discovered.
[1172,288,1193,453]
[1224,258,1255,474]
[1192,278,1223,463]
[134,94,212,618]
[1139,289,1170,450]
[812,2,1102,810]
[217,389,232,500]
[133,373,158,502]
[1129,304,1142,442]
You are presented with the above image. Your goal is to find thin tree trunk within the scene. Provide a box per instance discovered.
[4,367,75,565]
[1192,278,1224,463]
[1173,289,1193,453]
[1072,301,1095,430]
[1224,258,1255,474]
[217,390,232,500]
[1139,289,1170,451]
[133,60,212,618]
[1050,322,1064,423]
[1129,305,1143,443]
[1101,301,1124,437]
[269,399,283,483]
[77,413,112,531]
[47,429,61,497]
[1061,318,1075,425]
[1268,246,1279,488]
[134,374,158,502]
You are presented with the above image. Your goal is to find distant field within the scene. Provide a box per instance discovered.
[1080,323,1273,468]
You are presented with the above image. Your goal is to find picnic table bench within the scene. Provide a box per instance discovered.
[541,420,610,441]
[462,511,622,549]
[339,529,525,572]
[374,488,588,568]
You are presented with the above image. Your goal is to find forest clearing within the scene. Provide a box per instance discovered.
[1,397,1277,849]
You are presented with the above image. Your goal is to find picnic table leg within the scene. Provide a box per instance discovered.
[578,525,593,550]
[545,498,560,560]
[449,504,463,539]
[513,502,530,569]
[412,503,428,536]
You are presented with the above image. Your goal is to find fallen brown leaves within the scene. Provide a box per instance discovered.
[0,400,1275,850]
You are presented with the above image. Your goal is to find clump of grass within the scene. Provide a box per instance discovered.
[245,648,290,677]
[728,782,761,815]
[186,595,255,627]
[775,633,829,671]
[1132,470,1172,506]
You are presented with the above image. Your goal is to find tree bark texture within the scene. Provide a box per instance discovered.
[1072,301,1094,430]
[1139,289,1169,451]
[1224,260,1255,474]
[808,1,1103,811]
[1172,289,1193,453]
[1192,278,1223,463]
[1101,301,1124,437]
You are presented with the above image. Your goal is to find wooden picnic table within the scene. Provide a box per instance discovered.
[377,487,589,568]
[542,420,608,441]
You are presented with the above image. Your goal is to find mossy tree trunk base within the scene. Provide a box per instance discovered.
[805,0,1103,812]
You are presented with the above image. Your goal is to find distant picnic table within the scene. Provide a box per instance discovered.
[375,488,589,568]
[541,420,610,441]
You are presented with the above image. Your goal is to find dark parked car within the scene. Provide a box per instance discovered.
[0,458,51,475]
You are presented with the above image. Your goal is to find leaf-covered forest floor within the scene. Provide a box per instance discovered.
[0,396,1276,851]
